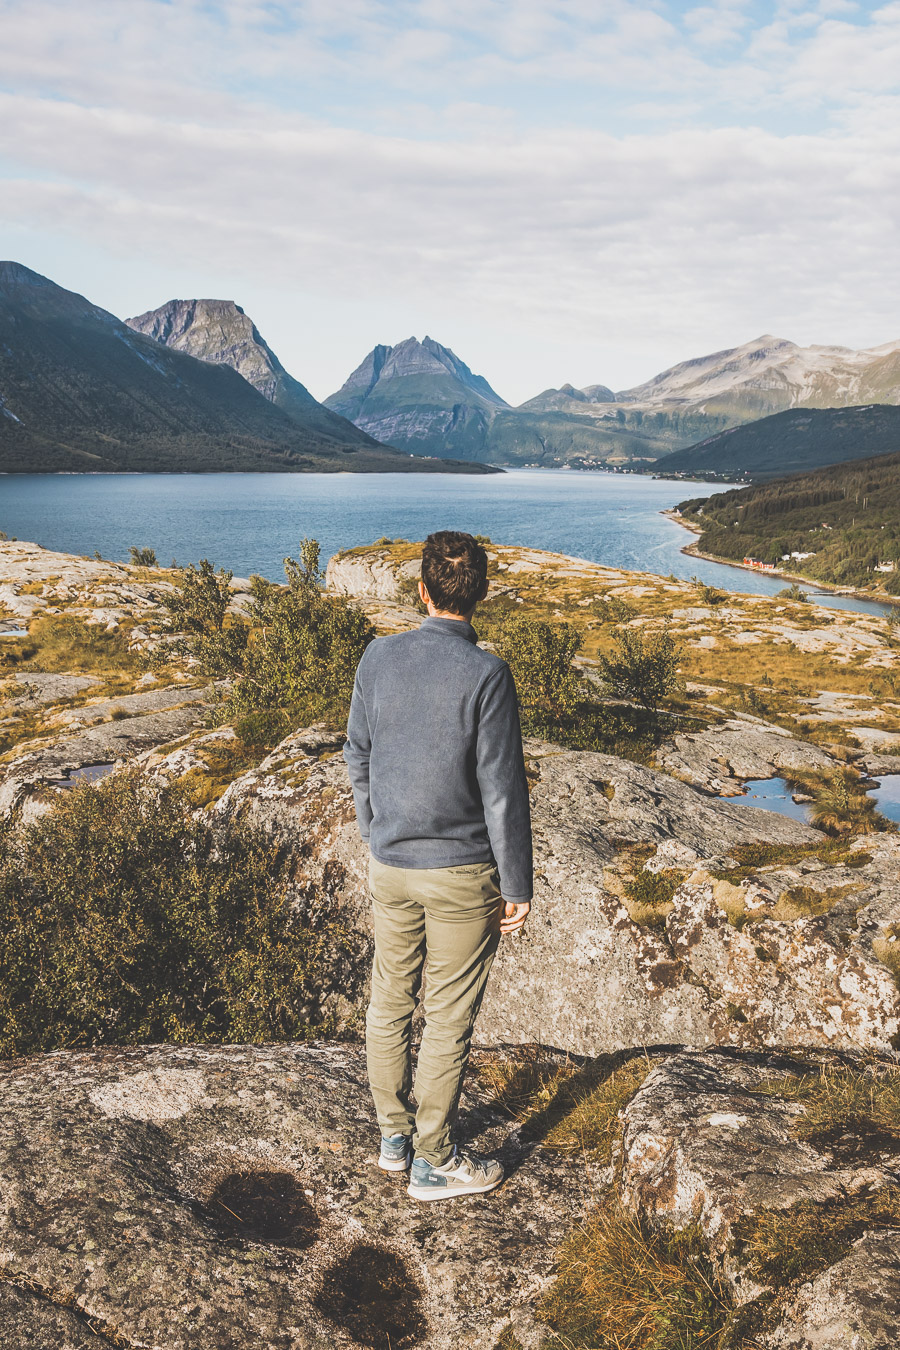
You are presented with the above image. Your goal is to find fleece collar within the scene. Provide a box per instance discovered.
[419,616,478,645]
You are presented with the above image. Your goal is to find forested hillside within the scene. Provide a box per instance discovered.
[661,404,900,479]
[678,449,900,592]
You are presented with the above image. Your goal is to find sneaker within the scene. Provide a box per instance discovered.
[378,1134,413,1172]
[407,1148,504,1201]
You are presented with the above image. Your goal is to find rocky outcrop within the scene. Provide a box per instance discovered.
[0,1042,591,1350]
[657,718,837,794]
[620,1048,900,1348]
[4,1043,899,1349]
[198,724,900,1055]
[0,684,213,823]
[326,550,420,601]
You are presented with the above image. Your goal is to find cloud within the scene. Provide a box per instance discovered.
[0,0,899,398]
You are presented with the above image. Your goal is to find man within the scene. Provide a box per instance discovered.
[343,530,532,1201]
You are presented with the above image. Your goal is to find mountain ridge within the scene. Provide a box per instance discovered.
[0,264,495,475]
[659,403,900,480]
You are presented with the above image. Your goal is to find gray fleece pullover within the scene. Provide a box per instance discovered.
[343,616,533,902]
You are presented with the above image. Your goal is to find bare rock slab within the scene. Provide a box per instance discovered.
[207,725,900,1055]
[0,1043,591,1350]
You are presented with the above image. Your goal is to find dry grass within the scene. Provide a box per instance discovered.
[540,1191,734,1350]
[3,615,142,677]
[733,1188,900,1291]
[872,927,900,984]
[754,882,864,923]
[476,1048,653,1162]
[758,1059,900,1141]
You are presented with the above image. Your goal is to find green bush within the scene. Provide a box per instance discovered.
[163,540,374,736]
[0,772,344,1056]
[486,615,583,721]
[129,546,157,567]
[597,625,682,712]
[777,583,809,602]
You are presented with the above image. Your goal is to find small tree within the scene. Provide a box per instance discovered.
[161,559,248,676]
[598,626,682,712]
[489,616,583,722]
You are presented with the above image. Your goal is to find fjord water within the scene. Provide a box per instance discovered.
[0,469,891,616]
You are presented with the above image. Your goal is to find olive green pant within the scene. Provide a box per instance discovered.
[365,855,502,1166]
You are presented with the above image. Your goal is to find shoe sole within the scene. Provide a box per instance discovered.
[407,1176,504,1201]
[378,1155,411,1172]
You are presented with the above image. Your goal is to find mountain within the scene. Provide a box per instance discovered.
[0,265,493,474]
[677,445,900,593]
[499,335,900,469]
[125,298,378,450]
[618,334,900,418]
[658,404,900,480]
[325,338,662,466]
[324,332,900,469]
[324,336,510,460]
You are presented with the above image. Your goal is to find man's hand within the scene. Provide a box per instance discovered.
[500,900,531,936]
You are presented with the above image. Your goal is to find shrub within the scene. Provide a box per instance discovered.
[487,616,583,721]
[129,546,157,567]
[0,771,344,1056]
[227,539,374,726]
[597,625,682,712]
[777,583,809,602]
[810,769,886,836]
[692,576,726,606]
[161,558,248,676]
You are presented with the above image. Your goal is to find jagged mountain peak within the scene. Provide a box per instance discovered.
[126,297,386,449]
[329,336,508,411]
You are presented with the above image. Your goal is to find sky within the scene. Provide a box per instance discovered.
[1,0,899,405]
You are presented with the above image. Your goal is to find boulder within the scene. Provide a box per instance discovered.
[619,1048,900,1349]
[326,550,419,601]
[0,1042,591,1350]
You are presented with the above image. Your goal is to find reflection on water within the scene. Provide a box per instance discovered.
[718,774,900,825]
[49,763,116,789]
[720,777,813,823]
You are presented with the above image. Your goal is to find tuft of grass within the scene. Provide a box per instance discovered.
[477,1049,653,1162]
[733,1188,900,1291]
[540,1191,734,1350]
[622,868,683,928]
[758,1060,900,1142]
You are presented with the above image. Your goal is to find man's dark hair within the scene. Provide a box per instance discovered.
[421,531,488,615]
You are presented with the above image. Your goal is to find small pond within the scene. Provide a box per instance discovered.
[49,763,117,790]
[718,775,900,825]
[0,624,26,637]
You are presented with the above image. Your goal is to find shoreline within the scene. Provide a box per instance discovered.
[662,509,900,608]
